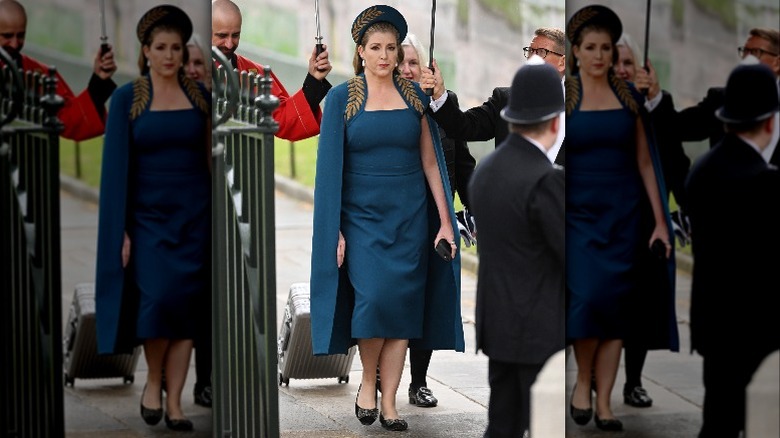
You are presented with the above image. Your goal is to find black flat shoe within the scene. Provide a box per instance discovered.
[594,414,623,431]
[409,386,438,407]
[380,413,408,431]
[354,384,378,425]
[624,386,653,408]
[140,384,163,425]
[194,385,213,408]
[569,384,592,425]
[165,414,194,431]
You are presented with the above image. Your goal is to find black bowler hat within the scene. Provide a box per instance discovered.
[501,57,564,124]
[136,4,193,44]
[566,4,622,44]
[716,63,779,124]
[351,5,408,44]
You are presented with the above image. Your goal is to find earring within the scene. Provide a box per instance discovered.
[147,59,151,67]
[361,58,366,67]
[576,59,580,67]
[395,62,398,68]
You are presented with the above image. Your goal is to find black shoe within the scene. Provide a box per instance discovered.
[164,414,194,431]
[409,386,438,407]
[194,385,213,408]
[380,413,408,431]
[594,414,623,431]
[623,386,653,408]
[354,384,378,425]
[140,384,163,425]
[569,384,592,426]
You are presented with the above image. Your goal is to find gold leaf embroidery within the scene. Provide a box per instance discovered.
[137,7,169,41]
[351,7,384,42]
[182,74,209,115]
[130,76,150,120]
[345,76,365,122]
[566,7,598,41]
[565,74,580,116]
[397,76,423,115]
[610,73,638,115]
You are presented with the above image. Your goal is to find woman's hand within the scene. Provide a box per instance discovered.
[435,226,457,260]
[649,225,671,259]
[337,230,346,268]
[122,231,131,268]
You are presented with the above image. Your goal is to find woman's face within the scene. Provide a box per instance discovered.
[399,45,422,82]
[573,30,613,78]
[143,30,184,78]
[185,43,208,84]
[614,45,637,81]
[359,31,399,79]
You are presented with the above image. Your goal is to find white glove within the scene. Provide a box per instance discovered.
[456,209,477,247]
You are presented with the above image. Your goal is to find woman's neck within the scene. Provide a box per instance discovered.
[579,71,610,90]
[149,71,180,90]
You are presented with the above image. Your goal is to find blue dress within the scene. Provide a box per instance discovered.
[95,76,210,354]
[566,104,642,340]
[128,108,210,340]
[310,74,464,355]
[342,109,427,339]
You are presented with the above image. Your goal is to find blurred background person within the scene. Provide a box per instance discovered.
[186,32,211,91]
[95,5,210,432]
[612,31,686,410]
[565,5,674,432]
[395,31,476,409]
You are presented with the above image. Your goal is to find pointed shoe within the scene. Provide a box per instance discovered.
[594,414,623,431]
[354,384,378,425]
[140,384,163,425]
[380,413,408,431]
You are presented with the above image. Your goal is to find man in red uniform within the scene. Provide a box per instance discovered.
[0,0,117,141]
[211,0,332,141]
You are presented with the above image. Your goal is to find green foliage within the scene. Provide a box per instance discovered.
[692,0,737,30]
[478,0,522,30]
[240,5,298,56]
[26,7,83,56]
[60,137,104,187]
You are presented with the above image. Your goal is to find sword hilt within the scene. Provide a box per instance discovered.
[424,64,434,96]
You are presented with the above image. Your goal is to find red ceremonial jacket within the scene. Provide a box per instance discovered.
[235,54,322,141]
[20,54,107,141]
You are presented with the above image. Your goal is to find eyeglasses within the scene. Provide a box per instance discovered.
[523,47,564,59]
[737,46,778,59]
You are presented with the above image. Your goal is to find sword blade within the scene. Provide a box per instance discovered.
[99,0,107,42]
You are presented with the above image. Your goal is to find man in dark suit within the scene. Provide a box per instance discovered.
[422,27,566,166]
[685,62,780,438]
[468,58,565,438]
[674,28,779,165]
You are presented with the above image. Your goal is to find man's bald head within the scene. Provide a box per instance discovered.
[0,0,27,57]
[212,0,242,59]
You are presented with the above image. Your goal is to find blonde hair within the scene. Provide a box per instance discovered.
[401,33,428,68]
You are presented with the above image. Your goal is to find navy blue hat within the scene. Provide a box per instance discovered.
[136,4,193,44]
[566,4,622,44]
[351,5,408,44]
[501,58,564,124]
[716,63,779,124]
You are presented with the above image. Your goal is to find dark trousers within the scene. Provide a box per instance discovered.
[484,359,542,438]
[698,348,772,438]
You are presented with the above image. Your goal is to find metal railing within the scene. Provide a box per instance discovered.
[211,47,280,438]
[1,47,65,438]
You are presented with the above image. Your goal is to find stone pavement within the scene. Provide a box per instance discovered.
[58,174,775,438]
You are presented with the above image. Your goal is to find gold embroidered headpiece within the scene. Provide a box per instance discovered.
[351,5,407,44]
[566,4,622,45]
[136,4,193,44]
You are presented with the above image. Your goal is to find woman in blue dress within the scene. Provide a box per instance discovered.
[95,5,209,431]
[565,5,674,432]
[310,5,464,432]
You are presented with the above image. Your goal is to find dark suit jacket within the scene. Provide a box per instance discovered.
[649,90,691,210]
[439,91,476,208]
[468,133,565,364]
[430,86,566,166]
[675,86,780,166]
[685,134,780,355]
